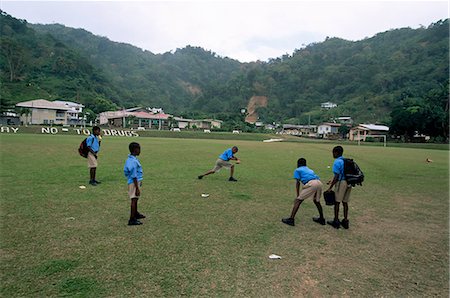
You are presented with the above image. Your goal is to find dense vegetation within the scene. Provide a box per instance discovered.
[0,11,448,140]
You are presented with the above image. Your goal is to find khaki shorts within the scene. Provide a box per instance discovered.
[212,159,232,172]
[87,152,98,168]
[335,180,352,203]
[128,181,143,199]
[297,179,323,202]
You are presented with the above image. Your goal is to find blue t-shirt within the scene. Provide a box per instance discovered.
[293,166,320,184]
[219,148,234,161]
[332,156,345,181]
[124,154,143,185]
[86,134,100,153]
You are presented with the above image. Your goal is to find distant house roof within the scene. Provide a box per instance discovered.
[359,124,389,131]
[125,107,145,112]
[16,99,72,110]
[102,110,171,120]
[201,119,223,123]
[174,117,194,122]
[319,122,341,127]
[283,124,317,129]
[54,100,84,108]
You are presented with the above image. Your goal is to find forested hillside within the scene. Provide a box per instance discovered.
[0,10,448,139]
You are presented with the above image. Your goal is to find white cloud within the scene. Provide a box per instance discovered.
[1,1,448,62]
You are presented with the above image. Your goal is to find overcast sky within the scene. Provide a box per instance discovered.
[1,0,448,62]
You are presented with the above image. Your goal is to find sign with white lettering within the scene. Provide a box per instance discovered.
[0,126,139,137]
[0,127,19,133]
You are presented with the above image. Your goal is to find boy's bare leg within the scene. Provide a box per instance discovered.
[130,198,138,220]
[199,169,215,178]
[289,199,303,219]
[334,202,340,221]
[343,202,348,220]
[314,201,324,219]
[90,168,96,181]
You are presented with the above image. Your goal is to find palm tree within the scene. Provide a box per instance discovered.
[18,107,31,126]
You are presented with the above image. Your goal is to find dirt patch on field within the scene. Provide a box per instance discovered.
[245,96,268,123]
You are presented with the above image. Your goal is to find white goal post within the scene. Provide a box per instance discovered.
[358,134,387,147]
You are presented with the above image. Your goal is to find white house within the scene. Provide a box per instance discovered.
[317,122,341,138]
[321,102,337,109]
[54,100,84,125]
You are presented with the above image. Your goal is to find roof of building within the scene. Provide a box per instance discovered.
[200,119,223,123]
[101,110,171,120]
[319,122,342,127]
[358,124,389,131]
[173,117,194,122]
[283,124,317,129]
[16,99,73,110]
[54,100,84,108]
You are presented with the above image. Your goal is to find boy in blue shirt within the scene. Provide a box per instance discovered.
[198,146,240,182]
[124,142,146,226]
[87,126,101,186]
[282,158,325,226]
[326,146,351,229]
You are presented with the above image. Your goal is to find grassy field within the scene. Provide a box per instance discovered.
[1,134,448,297]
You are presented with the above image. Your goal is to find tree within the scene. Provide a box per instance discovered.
[338,125,350,139]
[17,107,31,126]
[0,97,14,115]
[0,37,27,81]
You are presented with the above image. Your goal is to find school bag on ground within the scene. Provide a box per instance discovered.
[78,138,89,158]
[343,158,364,186]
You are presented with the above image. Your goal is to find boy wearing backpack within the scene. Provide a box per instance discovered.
[87,126,101,186]
[326,146,351,229]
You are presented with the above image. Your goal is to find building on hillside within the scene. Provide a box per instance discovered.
[281,124,317,137]
[349,124,389,141]
[147,107,164,114]
[99,109,172,130]
[334,116,353,124]
[54,100,85,125]
[172,118,223,130]
[173,117,193,129]
[321,102,337,109]
[317,122,341,139]
[15,99,84,125]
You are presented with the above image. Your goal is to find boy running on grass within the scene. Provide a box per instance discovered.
[87,126,101,186]
[282,158,325,227]
[326,146,351,229]
[198,146,240,182]
[124,142,146,226]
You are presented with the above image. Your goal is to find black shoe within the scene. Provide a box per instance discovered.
[136,213,146,219]
[312,217,326,225]
[128,219,143,226]
[89,180,97,186]
[198,175,203,180]
[94,180,101,184]
[341,219,349,229]
[282,217,295,226]
[327,219,341,229]
[228,177,238,182]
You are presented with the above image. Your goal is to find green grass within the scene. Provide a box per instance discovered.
[1,134,448,296]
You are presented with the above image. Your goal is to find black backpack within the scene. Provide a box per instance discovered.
[343,158,364,186]
[78,138,89,158]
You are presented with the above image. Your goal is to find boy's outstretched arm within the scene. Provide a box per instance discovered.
[327,174,339,191]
